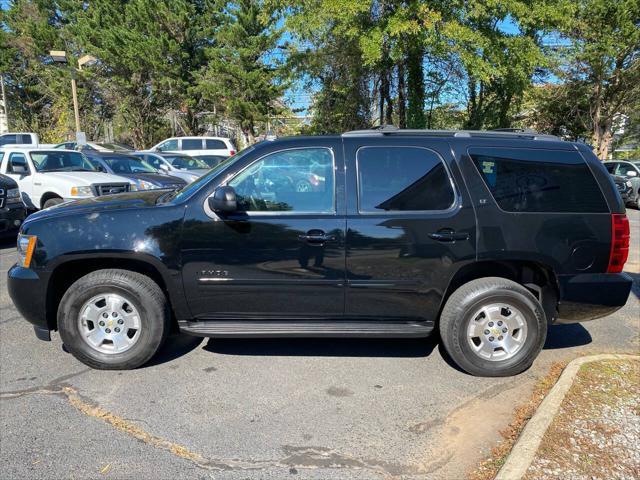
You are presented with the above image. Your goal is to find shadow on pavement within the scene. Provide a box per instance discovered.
[203,335,439,358]
[144,334,204,367]
[544,323,592,350]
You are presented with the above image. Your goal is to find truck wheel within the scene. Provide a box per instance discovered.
[58,269,170,370]
[439,277,547,377]
[42,197,64,209]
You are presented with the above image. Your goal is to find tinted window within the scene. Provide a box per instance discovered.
[604,163,616,173]
[206,139,227,149]
[30,151,96,172]
[229,148,334,213]
[157,139,178,152]
[182,139,203,150]
[19,134,33,144]
[470,148,608,213]
[357,146,455,212]
[0,135,17,146]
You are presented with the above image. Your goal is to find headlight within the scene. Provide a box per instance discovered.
[136,180,157,190]
[6,188,22,204]
[626,181,633,188]
[17,234,37,268]
[70,186,94,196]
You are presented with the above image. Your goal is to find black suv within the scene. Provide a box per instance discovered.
[0,173,27,237]
[7,130,632,376]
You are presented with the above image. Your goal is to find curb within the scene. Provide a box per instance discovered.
[495,353,640,480]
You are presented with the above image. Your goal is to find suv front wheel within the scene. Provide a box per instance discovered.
[439,277,547,377]
[58,269,170,370]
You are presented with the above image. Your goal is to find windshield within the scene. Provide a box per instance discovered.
[103,155,157,174]
[161,147,254,203]
[164,155,209,170]
[30,151,96,172]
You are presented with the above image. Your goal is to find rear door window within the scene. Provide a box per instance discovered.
[182,139,203,150]
[469,147,608,213]
[357,146,455,212]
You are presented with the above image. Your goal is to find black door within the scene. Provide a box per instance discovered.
[343,136,477,322]
[181,139,346,319]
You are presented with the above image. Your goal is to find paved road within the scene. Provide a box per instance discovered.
[1,210,638,480]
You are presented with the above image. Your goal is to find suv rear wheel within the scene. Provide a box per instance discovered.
[58,269,170,370]
[439,277,547,377]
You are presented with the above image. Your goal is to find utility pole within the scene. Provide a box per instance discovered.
[70,73,81,133]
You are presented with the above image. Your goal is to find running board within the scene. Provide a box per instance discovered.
[178,320,434,338]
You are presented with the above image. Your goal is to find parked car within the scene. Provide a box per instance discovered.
[131,151,209,183]
[0,148,134,209]
[8,129,632,376]
[149,136,236,158]
[612,175,634,204]
[0,172,27,237]
[83,151,186,191]
[604,160,640,207]
[54,141,132,153]
[1,132,40,147]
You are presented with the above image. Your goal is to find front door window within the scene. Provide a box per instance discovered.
[228,148,335,213]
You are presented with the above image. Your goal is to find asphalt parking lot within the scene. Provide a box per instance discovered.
[1,210,638,480]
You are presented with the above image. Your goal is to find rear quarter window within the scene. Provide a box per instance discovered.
[469,147,608,213]
[205,139,227,149]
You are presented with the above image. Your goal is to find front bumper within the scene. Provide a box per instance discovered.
[556,272,633,323]
[0,204,27,236]
[7,265,51,336]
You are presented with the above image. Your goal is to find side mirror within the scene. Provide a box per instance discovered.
[626,170,637,177]
[11,160,29,175]
[208,186,237,213]
[159,163,170,172]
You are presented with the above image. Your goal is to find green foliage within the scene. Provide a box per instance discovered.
[197,0,285,145]
[0,0,636,150]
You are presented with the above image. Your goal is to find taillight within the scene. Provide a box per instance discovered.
[607,214,630,273]
[229,150,235,156]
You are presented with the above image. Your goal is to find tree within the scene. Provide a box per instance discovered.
[197,0,285,146]
[67,0,215,148]
[556,0,640,159]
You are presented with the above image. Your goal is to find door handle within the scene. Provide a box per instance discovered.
[298,230,336,245]
[428,229,470,242]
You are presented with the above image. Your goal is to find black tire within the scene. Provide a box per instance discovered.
[439,277,547,377]
[58,269,170,370]
[42,197,64,209]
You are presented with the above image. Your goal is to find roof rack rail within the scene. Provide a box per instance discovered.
[342,128,560,141]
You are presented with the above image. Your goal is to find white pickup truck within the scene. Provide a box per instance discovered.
[0,147,135,209]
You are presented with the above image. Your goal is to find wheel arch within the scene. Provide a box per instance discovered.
[441,260,559,324]
[39,191,64,209]
[45,254,185,332]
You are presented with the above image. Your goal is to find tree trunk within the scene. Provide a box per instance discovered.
[397,60,406,128]
[406,45,425,129]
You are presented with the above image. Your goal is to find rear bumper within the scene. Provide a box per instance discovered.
[7,265,50,333]
[556,272,633,323]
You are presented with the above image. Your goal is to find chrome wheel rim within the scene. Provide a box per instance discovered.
[466,303,528,362]
[78,293,141,354]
